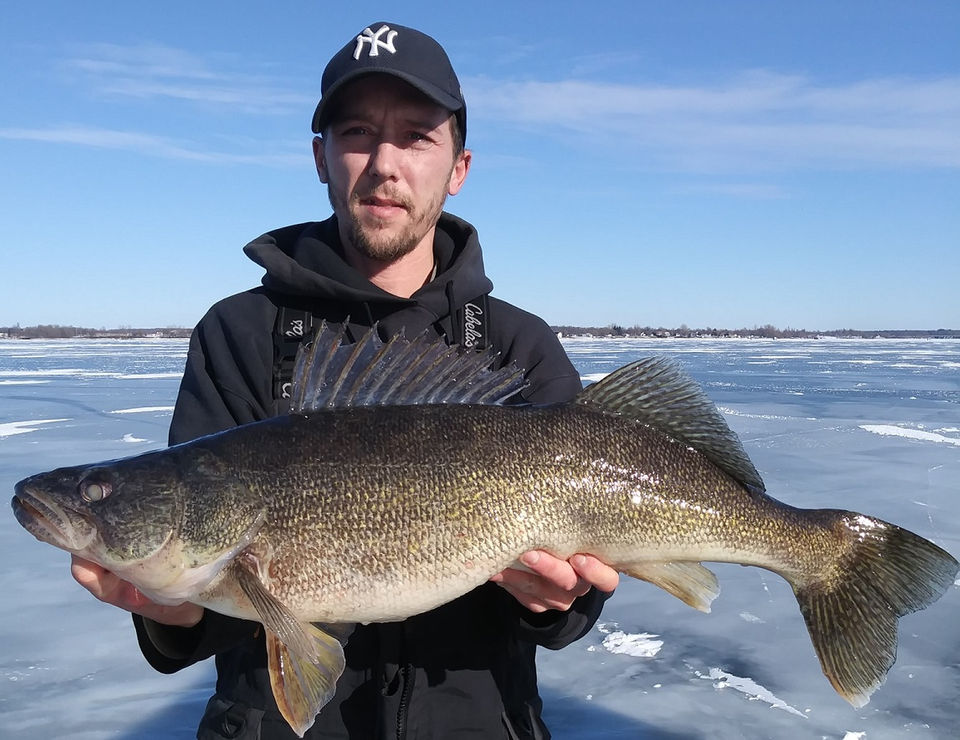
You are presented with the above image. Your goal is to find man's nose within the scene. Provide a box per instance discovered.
[367,140,400,180]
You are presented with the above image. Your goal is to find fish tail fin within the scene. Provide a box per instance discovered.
[793,515,957,707]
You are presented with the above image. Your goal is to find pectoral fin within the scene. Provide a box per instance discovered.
[232,557,350,735]
[234,553,319,662]
[622,561,720,613]
[266,625,346,737]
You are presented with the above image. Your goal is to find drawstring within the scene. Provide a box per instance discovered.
[362,301,375,329]
[444,281,461,345]
[343,302,376,344]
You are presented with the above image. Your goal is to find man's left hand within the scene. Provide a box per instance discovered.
[489,551,619,613]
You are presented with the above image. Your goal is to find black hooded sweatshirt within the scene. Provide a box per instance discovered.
[133,213,609,739]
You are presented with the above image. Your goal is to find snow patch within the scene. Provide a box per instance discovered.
[697,668,806,718]
[0,369,84,377]
[591,622,663,658]
[719,406,816,421]
[110,406,175,414]
[116,373,182,379]
[860,425,960,447]
[0,419,70,438]
[581,372,610,383]
[600,631,663,658]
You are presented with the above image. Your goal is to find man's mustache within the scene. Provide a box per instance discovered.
[353,188,413,211]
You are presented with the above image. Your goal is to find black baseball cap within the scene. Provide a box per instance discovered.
[311,22,466,143]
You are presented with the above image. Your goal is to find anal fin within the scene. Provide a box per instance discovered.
[622,561,720,613]
[267,624,346,737]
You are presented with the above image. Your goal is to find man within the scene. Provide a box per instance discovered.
[71,22,619,739]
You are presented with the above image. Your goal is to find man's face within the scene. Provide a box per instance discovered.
[314,75,470,263]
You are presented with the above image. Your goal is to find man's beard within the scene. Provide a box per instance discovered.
[329,180,448,263]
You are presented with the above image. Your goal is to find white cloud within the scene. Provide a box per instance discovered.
[0,125,302,166]
[20,44,960,175]
[60,42,312,113]
[66,42,226,81]
[464,71,960,171]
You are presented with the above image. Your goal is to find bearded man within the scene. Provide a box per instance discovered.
[71,22,619,739]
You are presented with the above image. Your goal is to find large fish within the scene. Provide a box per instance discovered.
[12,325,958,736]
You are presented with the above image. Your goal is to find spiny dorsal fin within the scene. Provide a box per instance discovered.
[289,321,528,413]
[577,356,765,492]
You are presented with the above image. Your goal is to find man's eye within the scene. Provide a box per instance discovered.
[341,126,370,136]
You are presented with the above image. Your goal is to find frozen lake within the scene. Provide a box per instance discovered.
[1,336,958,739]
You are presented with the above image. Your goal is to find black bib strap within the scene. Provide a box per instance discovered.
[272,294,491,403]
[273,306,315,401]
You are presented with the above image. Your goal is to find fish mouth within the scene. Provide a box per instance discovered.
[11,485,95,552]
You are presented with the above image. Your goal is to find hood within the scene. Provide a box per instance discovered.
[243,214,494,336]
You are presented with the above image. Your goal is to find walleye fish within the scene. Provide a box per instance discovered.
[12,324,958,736]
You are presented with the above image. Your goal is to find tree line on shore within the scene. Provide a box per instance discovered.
[3,323,957,340]
[0,325,192,339]
[554,324,960,339]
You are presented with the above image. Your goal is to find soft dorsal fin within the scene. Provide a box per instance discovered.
[289,322,528,413]
[577,356,765,492]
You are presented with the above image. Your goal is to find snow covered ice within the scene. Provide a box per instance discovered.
[2,337,958,738]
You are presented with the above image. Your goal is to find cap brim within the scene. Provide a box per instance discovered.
[311,69,463,134]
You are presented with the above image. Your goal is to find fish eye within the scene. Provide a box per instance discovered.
[80,480,112,503]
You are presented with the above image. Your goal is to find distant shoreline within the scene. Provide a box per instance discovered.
[2,324,958,340]
[553,326,960,340]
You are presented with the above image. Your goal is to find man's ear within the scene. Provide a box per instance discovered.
[313,136,329,184]
[448,149,471,196]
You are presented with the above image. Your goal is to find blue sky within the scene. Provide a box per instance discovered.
[2,1,958,331]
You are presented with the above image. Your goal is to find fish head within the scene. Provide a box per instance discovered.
[12,444,264,603]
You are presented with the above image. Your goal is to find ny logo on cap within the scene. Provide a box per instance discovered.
[353,25,398,60]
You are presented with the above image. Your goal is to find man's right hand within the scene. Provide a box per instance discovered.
[71,555,204,628]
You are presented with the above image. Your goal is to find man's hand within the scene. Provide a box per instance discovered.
[71,555,204,628]
[489,551,619,613]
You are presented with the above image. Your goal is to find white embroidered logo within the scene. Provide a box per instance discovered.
[463,302,484,348]
[353,25,398,60]
[285,319,304,338]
